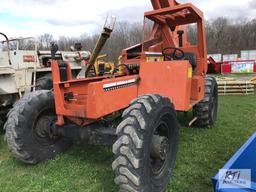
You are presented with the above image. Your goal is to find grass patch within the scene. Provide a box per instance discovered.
[0,95,256,192]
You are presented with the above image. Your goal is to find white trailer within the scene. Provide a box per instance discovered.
[0,32,90,124]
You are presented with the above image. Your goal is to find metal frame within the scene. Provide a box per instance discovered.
[52,0,208,127]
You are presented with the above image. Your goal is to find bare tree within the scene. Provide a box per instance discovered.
[33,18,256,60]
[38,34,54,50]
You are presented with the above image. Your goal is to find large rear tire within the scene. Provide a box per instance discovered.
[112,94,179,192]
[4,90,71,164]
[0,107,9,130]
[36,73,53,90]
[193,76,218,128]
[0,114,5,131]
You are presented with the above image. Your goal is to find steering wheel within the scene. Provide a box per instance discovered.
[162,47,185,61]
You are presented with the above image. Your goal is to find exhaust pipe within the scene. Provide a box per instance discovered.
[78,16,116,78]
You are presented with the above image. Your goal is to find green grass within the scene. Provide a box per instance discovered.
[0,95,256,192]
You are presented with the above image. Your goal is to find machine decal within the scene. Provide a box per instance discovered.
[23,55,36,62]
[103,78,137,91]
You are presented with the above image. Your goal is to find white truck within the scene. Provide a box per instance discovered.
[0,32,90,125]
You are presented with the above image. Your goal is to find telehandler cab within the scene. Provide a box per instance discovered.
[5,0,218,191]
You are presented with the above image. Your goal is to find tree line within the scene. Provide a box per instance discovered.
[22,17,256,62]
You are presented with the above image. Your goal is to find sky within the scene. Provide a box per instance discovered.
[0,0,255,39]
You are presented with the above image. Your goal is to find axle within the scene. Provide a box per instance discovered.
[52,122,117,146]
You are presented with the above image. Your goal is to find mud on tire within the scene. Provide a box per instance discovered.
[4,90,71,164]
[112,94,179,192]
[193,76,218,128]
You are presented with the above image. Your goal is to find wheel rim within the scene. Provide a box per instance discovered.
[32,108,59,146]
[150,114,171,177]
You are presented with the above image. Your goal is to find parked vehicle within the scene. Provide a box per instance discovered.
[4,0,218,191]
[0,33,90,123]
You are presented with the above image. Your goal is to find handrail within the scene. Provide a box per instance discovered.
[0,32,11,65]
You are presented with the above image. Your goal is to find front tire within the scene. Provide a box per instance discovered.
[112,94,179,192]
[4,90,71,164]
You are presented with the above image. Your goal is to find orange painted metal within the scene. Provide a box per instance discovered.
[138,60,192,111]
[52,60,139,125]
[51,0,208,126]
[122,1,208,76]
[191,76,205,101]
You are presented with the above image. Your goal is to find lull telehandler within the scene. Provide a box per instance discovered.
[5,0,218,191]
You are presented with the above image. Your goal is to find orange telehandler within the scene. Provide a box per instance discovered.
[5,0,218,191]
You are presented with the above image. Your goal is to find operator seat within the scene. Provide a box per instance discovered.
[183,52,197,71]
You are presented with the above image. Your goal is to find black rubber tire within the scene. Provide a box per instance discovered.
[4,90,71,164]
[0,114,6,131]
[112,94,179,192]
[193,76,218,128]
[36,73,53,90]
[0,107,9,132]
